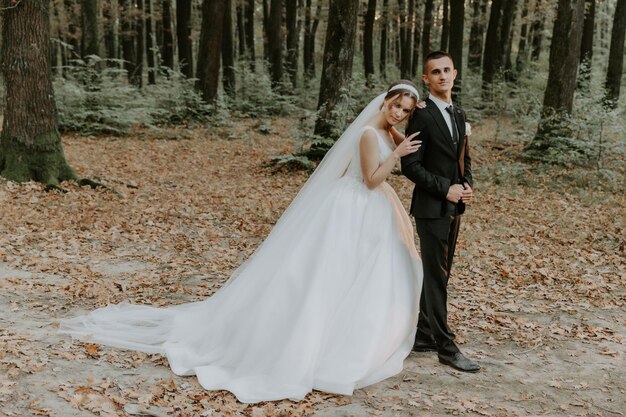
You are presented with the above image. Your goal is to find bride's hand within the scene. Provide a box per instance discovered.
[415,101,427,109]
[393,132,421,158]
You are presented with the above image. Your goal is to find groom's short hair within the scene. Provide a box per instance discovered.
[423,51,454,73]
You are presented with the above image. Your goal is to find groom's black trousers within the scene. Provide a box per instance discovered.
[415,214,461,356]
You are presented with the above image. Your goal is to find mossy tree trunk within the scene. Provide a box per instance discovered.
[526,0,585,157]
[0,0,77,185]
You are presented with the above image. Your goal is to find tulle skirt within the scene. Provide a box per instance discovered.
[61,176,422,403]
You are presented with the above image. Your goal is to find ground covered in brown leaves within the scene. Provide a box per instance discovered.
[0,118,624,417]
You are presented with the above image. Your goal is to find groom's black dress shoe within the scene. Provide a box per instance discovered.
[412,339,438,352]
[438,352,480,372]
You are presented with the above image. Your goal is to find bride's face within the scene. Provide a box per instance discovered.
[383,95,415,126]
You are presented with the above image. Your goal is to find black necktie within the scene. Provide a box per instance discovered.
[445,105,459,148]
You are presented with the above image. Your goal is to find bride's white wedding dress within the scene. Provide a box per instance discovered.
[61,100,423,403]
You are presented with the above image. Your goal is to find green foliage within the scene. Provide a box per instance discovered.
[54,57,212,134]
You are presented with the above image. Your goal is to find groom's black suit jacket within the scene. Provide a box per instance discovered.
[401,98,473,218]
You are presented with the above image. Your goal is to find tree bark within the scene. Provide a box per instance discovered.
[468,0,487,70]
[121,0,137,83]
[0,0,77,185]
[364,0,377,83]
[530,0,545,61]
[379,0,389,77]
[262,0,269,61]
[236,0,246,58]
[421,0,434,63]
[515,0,531,73]
[146,0,157,84]
[481,0,502,98]
[529,0,585,152]
[440,0,449,50]
[197,0,226,102]
[244,0,255,70]
[605,0,626,107]
[499,0,518,80]
[286,0,299,86]
[313,0,359,141]
[222,0,236,95]
[267,0,283,87]
[103,0,118,62]
[134,0,145,87]
[66,0,81,60]
[161,0,174,72]
[81,0,100,57]
[411,0,422,77]
[177,0,194,77]
[449,0,464,102]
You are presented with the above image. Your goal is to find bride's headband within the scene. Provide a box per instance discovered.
[388,84,420,100]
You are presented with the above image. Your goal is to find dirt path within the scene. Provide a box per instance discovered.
[1,121,624,416]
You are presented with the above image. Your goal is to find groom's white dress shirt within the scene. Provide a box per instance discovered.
[428,94,455,139]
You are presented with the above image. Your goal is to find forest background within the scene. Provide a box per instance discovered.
[0,0,624,416]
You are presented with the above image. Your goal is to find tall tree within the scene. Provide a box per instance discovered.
[236,1,246,58]
[364,0,377,83]
[81,0,100,57]
[482,0,503,98]
[527,0,585,153]
[103,0,118,62]
[530,0,545,61]
[515,0,532,73]
[146,0,157,84]
[578,0,595,85]
[605,0,626,107]
[161,0,175,72]
[448,0,464,102]
[222,0,236,95]
[411,0,422,77]
[421,0,434,62]
[468,0,487,70]
[379,0,389,77]
[286,0,300,86]
[0,0,77,185]
[244,0,256,70]
[440,0,450,50]
[499,0,518,80]
[398,0,414,79]
[121,0,138,83]
[197,0,226,102]
[313,0,359,141]
[177,0,194,77]
[267,0,283,87]
[135,0,145,87]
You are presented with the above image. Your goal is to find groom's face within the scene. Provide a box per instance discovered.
[422,57,457,98]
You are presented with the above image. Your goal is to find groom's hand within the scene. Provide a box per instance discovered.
[460,183,473,203]
[446,184,464,203]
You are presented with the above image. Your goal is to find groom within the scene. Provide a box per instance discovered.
[401,51,479,372]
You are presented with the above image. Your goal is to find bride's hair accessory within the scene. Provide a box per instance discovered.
[388,84,419,100]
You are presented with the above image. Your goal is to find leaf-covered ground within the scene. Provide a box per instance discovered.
[0,118,624,416]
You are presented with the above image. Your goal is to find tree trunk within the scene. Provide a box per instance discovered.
[222,0,236,95]
[499,0,518,81]
[53,0,69,76]
[515,0,531,73]
[197,0,226,102]
[66,0,81,60]
[578,0,595,84]
[313,0,359,141]
[262,0,269,61]
[380,0,389,77]
[440,0,449,50]
[286,0,299,87]
[81,0,100,57]
[481,0,502,98]
[134,0,145,87]
[398,0,413,79]
[161,0,174,72]
[177,0,194,77]
[146,0,157,84]
[121,0,137,83]
[528,0,585,153]
[411,0,422,77]
[364,0,376,83]
[236,1,246,58]
[449,0,464,102]
[0,0,77,185]
[530,0,545,61]
[267,0,283,87]
[244,0,255,71]
[605,0,626,107]
[421,0,434,63]
[468,0,487,70]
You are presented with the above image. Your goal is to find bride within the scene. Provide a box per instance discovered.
[60,80,424,404]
